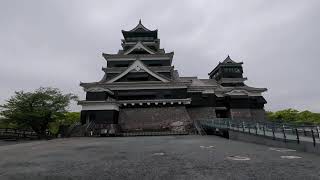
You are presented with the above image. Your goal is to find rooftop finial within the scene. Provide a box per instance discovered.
[223,55,235,63]
[139,19,142,24]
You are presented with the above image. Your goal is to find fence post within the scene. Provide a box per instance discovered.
[236,121,239,131]
[272,126,275,140]
[282,125,286,142]
[295,128,300,144]
[317,126,320,139]
[248,124,251,134]
[311,129,316,147]
[242,121,245,132]
[292,125,296,134]
[263,125,266,136]
[255,123,258,135]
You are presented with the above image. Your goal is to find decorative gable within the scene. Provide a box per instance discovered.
[225,89,249,96]
[124,42,156,55]
[107,60,170,83]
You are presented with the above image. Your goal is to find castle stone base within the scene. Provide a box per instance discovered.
[118,106,192,131]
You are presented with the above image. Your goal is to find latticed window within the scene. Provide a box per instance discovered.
[223,67,241,73]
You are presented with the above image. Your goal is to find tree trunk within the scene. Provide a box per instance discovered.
[37,130,47,139]
[31,124,47,139]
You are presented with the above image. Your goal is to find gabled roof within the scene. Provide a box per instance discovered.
[123,41,156,55]
[106,60,170,83]
[130,19,151,32]
[124,19,156,32]
[122,20,158,39]
[208,55,243,76]
[222,55,236,64]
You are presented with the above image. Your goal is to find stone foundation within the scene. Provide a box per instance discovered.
[230,108,266,121]
[230,108,252,119]
[187,107,216,121]
[118,106,192,131]
[250,109,266,121]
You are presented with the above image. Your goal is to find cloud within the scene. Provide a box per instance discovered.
[0,0,319,112]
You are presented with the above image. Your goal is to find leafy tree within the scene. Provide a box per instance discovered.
[267,108,320,125]
[272,109,299,122]
[59,112,80,126]
[48,112,80,134]
[0,87,78,138]
[0,117,20,129]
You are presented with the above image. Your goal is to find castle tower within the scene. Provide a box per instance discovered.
[78,21,267,134]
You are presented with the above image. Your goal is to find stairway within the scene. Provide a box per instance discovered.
[67,122,86,137]
[194,120,206,135]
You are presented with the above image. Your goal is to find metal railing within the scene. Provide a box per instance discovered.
[0,128,52,139]
[194,120,206,135]
[197,118,320,146]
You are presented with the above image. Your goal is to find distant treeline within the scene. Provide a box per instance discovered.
[267,109,320,125]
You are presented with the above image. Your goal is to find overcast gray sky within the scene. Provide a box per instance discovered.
[0,0,319,112]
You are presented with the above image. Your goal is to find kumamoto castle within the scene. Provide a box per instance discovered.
[78,20,267,134]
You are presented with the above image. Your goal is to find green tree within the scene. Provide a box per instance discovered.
[48,112,80,134]
[0,87,78,138]
[268,109,299,123]
[267,109,320,125]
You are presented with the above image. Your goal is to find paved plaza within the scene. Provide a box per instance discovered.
[0,136,319,180]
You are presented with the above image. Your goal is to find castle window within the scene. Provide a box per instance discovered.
[224,67,241,73]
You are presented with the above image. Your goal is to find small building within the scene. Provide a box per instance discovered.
[78,20,267,133]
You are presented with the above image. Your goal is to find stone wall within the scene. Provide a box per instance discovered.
[250,109,266,121]
[229,108,266,121]
[230,108,252,119]
[187,107,216,121]
[118,106,192,131]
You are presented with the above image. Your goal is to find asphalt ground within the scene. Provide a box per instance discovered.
[0,140,31,146]
[0,136,319,180]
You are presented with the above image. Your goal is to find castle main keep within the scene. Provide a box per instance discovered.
[79,21,267,133]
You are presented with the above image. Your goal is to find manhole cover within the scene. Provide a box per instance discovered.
[153,152,165,156]
[269,147,296,152]
[280,155,302,159]
[227,156,250,161]
[200,145,215,149]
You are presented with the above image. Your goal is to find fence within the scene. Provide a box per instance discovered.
[0,128,53,139]
[197,118,320,147]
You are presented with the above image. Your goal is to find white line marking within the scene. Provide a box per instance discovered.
[227,156,251,161]
[200,145,215,149]
[153,152,165,156]
[280,155,302,159]
[269,147,296,152]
